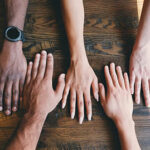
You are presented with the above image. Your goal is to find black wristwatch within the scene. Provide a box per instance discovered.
[4,26,25,42]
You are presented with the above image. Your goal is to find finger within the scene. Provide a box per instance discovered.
[130,72,135,94]
[62,84,70,109]
[104,65,113,88]
[77,91,84,124]
[44,53,53,81]
[70,88,76,119]
[32,53,40,79]
[116,66,125,88]
[110,63,119,86]
[26,62,33,85]
[84,89,92,121]
[92,77,99,101]
[142,79,150,107]
[0,81,5,111]
[99,83,106,106]
[55,74,65,100]
[135,77,141,104]
[19,78,25,104]
[37,51,47,79]
[4,81,13,115]
[12,80,19,112]
[124,73,130,91]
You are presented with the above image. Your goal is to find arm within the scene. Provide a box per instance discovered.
[6,51,65,150]
[129,0,150,107]
[116,120,139,150]
[99,63,141,150]
[0,0,28,115]
[6,0,28,30]
[6,112,47,150]
[61,0,98,124]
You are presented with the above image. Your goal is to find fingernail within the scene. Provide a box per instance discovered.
[95,93,99,101]
[130,88,133,94]
[88,114,91,121]
[79,117,83,124]
[136,100,140,104]
[62,103,65,109]
[5,110,11,116]
[29,61,33,65]
[48,53,52,57]
[41,50,47,54]
[0,106,3,111]
[71,112,75,119]
[147,104,150,108]
[12,107,17,112]
[60,74,65,79]
[36,53,40,57]
[146,100,150,108]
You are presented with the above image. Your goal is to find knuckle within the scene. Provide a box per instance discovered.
[83,86,88,91]
[71,97,76,102]
[79,101,83,107]
[4,92,10,99]
[13,89,18,96]
[86,100,91,106]
[64,89,69,95]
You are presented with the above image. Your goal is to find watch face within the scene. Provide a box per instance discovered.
[7,27,20,39]
[5,26,21,42]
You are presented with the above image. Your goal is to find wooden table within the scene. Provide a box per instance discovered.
[0,0,150,149]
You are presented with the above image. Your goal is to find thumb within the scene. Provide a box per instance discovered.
[55,74,65,100]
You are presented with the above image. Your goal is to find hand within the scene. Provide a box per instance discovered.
[0,41,27,115]
[130,44,150,107]
[99,63,133,125]
[62,57,98,124]
[23,51,65,115]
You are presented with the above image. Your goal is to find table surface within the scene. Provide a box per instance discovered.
[0,0,150,150]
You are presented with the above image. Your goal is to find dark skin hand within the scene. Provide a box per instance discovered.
[0,41,27,115]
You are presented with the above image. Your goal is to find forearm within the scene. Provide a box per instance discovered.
[61,0,87,60]
[5,0,29,30]
[115,120,141,150]
[3,0,29,53]
[6,112,47,150]
[134,0,150,50]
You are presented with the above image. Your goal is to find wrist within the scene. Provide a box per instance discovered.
[2,40,23,53]
[71,54,89,65]
[115,118,135,131]
[69,40,87,60]
[133,36,150,53]
[24,110,48,122]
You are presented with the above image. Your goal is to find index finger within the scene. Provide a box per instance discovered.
[104,66,113,88]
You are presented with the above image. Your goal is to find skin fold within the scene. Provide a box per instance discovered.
[130,0,150,107]
[61,0,98,124]
[0,0,28,115]
[6,51,65,150]
[99,63,141,150]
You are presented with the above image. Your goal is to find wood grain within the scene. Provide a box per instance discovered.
[0,0,149,150]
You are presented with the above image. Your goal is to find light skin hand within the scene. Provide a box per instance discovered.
[99,63,133,124]
[62,57,98,124]
[61,0,98,124]
[23,51,65,115]
[6,51,65,150]
[0,41,27,115]
[130,0,150,107]
[99,63,141,150]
